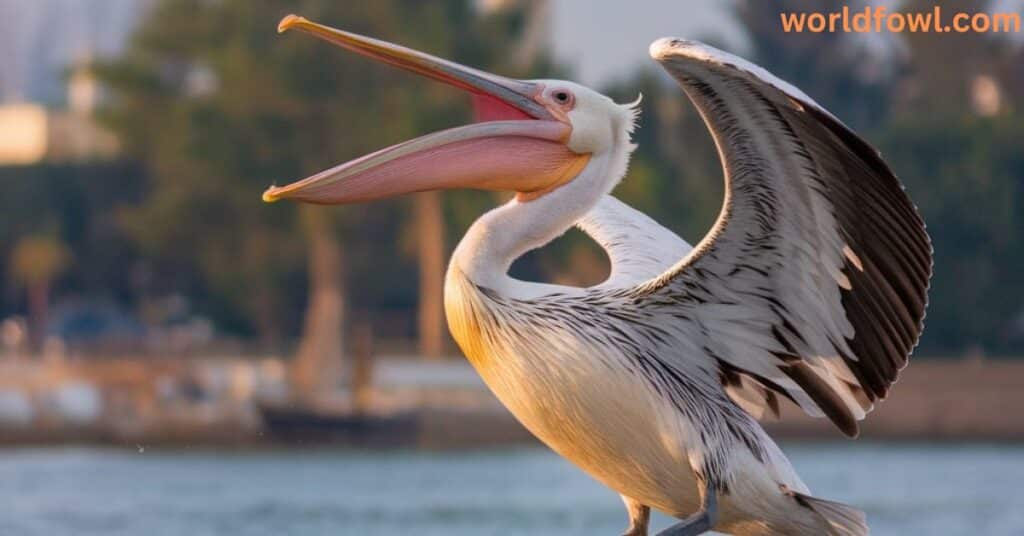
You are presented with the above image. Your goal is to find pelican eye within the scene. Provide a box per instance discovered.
[550,89,575,109]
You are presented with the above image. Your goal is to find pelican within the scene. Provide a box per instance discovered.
[265,15,931,536]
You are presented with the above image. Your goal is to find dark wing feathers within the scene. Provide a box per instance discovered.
[642,39,932,436]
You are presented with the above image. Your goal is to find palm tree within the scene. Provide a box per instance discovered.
[9,235,70,353]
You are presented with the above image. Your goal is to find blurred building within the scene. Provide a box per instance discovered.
[0,0,147,165]
[0,0,150,103]
[0,63,119,164]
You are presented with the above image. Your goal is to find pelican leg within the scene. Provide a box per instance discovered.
[621,495,650,536]
[655,481,718,536]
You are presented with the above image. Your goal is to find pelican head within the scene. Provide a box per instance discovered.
[263,15,635,206]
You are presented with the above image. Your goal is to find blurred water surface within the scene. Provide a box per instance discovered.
[1,442,1022,535]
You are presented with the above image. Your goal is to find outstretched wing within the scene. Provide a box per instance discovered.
[639,39,932,436]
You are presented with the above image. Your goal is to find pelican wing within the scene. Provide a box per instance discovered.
[578,195,693,287]
[640,39,932,436]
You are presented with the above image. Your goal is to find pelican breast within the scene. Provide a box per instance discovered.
[444,266,704,516]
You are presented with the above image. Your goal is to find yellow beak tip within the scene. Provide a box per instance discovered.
[262,188,281,203]
[278,14,305,34]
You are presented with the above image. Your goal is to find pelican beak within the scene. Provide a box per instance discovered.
[263,15,589,205]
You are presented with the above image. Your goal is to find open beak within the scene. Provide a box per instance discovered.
[263,15,588,205]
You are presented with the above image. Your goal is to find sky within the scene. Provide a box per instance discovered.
[550,0,742,86]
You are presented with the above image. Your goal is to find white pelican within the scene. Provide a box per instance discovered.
[265,15,932,536]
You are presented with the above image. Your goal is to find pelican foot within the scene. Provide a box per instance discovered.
[655,482,718,536]
[654,511,712,536]
[620,495,650,536]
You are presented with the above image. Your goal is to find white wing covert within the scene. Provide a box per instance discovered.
[578,195,693,287]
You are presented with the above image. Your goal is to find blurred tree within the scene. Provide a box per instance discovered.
[97,0,370,395]
[877,117,1024,353]
[96,0,547,381]
[733,0,895,129]
[0,162,144,355]
[0,163,144,312]
[415,191,446,358]
[893,0,1022,119]
[9,235,71,351]
[877,0,1024,353]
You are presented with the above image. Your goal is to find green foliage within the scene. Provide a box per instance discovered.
[0,162,144,311]
[876,116,1024,352]
[94,0,540,339]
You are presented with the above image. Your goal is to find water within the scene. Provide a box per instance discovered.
[1,442,1022,535]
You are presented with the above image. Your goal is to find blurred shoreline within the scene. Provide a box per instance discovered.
[0,356,1022,448]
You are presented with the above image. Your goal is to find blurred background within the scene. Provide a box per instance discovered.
[0,0,1022,534]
